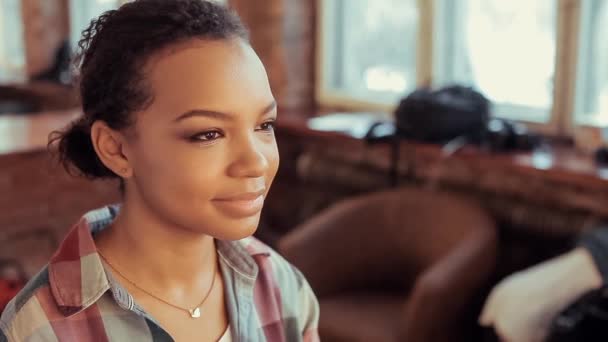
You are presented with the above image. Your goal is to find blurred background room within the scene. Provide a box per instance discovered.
[2,0,608,341]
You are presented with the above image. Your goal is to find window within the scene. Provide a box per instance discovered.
[0,0,25,83]
[319,0,604,137]
[318,0,419,108]
[434,0,557,123]
[574,0,608,127]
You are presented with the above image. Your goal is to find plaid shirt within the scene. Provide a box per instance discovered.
[0,206,319,341]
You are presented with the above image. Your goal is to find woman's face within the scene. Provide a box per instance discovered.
[124,38,279,240]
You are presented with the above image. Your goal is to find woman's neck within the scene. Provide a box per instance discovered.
[95,199,218,291]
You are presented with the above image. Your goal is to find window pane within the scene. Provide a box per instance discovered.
[0,0,25,83]
[436,0,557,122]
[325,0,418,103]
[575,0,608,126]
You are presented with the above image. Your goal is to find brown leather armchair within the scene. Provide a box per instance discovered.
[278,187,498,342]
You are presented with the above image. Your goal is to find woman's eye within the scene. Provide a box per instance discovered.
[191,130,223,142]
[258,121,276,132]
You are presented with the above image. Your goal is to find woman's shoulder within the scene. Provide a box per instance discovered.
[229,236,320,340]
[0,265,54,340]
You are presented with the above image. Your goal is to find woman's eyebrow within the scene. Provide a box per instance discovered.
[173,109,232,122]
[173,100,277,122]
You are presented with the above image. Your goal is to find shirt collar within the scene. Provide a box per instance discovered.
[47,205,270,317]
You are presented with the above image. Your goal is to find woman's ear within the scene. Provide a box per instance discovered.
[90,121,133,178]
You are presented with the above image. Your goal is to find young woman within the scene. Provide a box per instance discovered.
[0,1,319,341]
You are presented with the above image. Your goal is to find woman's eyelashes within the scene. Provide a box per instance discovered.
[256,119,276,132]
[187,120,276,143]
[189,129,225,143]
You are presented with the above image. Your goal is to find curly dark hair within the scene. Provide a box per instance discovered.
[50,0,248,179]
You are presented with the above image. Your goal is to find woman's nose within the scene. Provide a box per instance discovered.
[227,137,270,178]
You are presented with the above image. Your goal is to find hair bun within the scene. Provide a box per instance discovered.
[50,119,117,179]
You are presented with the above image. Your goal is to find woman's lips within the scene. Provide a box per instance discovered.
[212,192,265,218]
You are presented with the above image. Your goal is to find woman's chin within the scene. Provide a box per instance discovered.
[213,216,260,241]
[215,226,258,241]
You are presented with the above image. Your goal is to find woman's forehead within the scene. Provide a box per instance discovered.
[148,39,263,81]
[141,39,274,120]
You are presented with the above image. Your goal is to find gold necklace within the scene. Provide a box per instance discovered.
[97,250,217,319]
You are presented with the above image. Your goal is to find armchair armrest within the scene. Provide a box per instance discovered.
[401,225,498,342]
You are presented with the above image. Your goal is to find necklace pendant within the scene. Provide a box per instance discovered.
[189,307,201,318]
